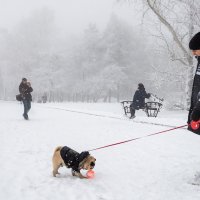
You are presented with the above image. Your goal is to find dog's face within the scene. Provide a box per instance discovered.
[81,156,96,170]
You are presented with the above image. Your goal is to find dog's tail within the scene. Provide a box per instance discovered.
[54,146,62,153]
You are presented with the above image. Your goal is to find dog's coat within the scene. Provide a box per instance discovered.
[60,146,89,173]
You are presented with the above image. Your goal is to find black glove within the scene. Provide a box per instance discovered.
[147,93,151,98]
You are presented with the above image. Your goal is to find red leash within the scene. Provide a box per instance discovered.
[88,124,187,152]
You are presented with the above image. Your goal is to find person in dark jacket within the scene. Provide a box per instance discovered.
[130,83,150,118]
[19,78,33,120]
[187,32,200,134]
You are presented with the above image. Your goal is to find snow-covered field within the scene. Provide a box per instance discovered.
[1,101,200,200]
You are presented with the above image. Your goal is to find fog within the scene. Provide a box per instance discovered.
[0,0,140,33]
[0,0,199,108]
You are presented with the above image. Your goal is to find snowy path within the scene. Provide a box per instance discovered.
[0,101,200,200]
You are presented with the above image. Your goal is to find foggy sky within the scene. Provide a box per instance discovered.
[0,0,141,34]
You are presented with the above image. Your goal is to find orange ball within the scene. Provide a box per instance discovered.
[86,170,95,179]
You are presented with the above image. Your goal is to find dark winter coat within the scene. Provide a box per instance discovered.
[188,56,200,134]
[131,88,150,110]
[60,146,90,173]
[19,83,33,101]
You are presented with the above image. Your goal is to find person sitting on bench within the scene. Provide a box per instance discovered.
[130,83,150,118]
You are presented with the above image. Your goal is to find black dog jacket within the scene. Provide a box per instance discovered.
[60,146,89,172]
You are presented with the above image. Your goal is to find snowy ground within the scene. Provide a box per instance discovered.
[1,101,200,200]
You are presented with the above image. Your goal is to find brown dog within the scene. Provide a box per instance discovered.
[52,146,96,179]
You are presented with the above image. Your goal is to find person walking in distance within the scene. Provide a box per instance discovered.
[19,78,33,120]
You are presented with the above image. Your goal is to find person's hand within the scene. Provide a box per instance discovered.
[27,82,31,87]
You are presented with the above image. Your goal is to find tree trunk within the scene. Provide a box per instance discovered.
[117,84,120,102]
[108,89,111,102]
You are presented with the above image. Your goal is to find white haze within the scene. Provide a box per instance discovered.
[0,0,194,107]
[0,0,140,33]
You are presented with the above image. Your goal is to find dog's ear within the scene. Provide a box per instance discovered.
[91,157,96,162]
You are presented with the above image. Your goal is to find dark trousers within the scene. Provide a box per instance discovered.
[22,99,31,115]
[130,106,136,117]
[130,104,144,117]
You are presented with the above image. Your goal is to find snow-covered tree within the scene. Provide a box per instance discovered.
[102,14,151,100]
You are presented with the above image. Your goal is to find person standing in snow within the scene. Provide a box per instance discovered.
[188,32,200,134]
[19,78,33,120]
[130,83,150,118]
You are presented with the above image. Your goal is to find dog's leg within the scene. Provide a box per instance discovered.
[71,169,87,179]
[77,172,87,179]
[52,146,63,177]
[72,169,76,176]
[52,163,61,177]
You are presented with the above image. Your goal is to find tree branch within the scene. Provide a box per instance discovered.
[146,0,189,61]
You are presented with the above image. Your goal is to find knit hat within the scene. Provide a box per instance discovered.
[22,78,27,81]
[189,32,200,50]
[138,83,144,90]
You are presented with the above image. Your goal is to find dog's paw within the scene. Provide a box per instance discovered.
[71,170,87,179]
[53,171,60,177]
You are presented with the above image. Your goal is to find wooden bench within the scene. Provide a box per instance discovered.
[120,100,163,118]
